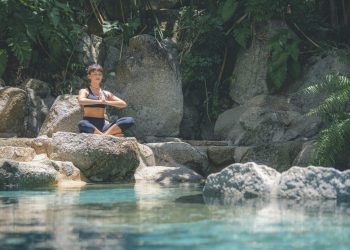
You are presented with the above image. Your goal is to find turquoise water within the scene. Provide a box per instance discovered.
[1,183,350,250]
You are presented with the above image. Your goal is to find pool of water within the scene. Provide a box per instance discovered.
[1,183,350,250]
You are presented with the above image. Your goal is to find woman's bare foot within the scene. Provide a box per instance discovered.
[104,124,122,135]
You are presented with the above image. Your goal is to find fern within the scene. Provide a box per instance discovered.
[315,119,350,167]
[7,35,32,66]
[304,73,350,167]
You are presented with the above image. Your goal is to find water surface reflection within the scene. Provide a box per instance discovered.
[0,183,349,249]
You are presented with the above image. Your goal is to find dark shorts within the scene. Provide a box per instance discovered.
[78,117,135,134]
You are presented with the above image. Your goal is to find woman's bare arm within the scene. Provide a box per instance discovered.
[77,89,105,105]
[104,91,127,108]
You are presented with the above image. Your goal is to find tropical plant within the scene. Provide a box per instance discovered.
[267,29,301,92]
[303,73,350,168]
[0,0,87,82]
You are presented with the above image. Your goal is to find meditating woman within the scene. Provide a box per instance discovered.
[77,64,134,137]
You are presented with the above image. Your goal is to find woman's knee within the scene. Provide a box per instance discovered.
[116,117,135,131]
[78,120,95,133]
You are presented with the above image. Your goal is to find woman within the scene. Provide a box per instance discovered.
[77,64,134,137]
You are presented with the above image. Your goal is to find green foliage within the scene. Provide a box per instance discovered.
[304,73,350,167]
[0,0,87,81]
[267,29,301,91]
[0,49,8,78]
[232,21,251,48]
[102,18,141,42]
[220,0,238,22]
[178,6,226,120]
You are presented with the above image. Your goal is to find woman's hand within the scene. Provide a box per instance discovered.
[100,90,108,104]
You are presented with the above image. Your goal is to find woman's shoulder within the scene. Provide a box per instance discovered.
[79,88,89,94]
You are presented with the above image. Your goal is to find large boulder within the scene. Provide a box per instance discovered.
[229,21,288,104]
[39,95,83,137]
[77,33,103,67]
[49,132,141,182]
[290,55,350,113]
[0,87,27,137]
[134,165,203,184]
[0,159,83,188]
[214,94,322,145]
[238,141,304,172]
[115,34,183,138]
[203,162,350,201]
[23,79,55,137]
[146,141,209,176]
[203,162,280,200]
[277,166,350,200]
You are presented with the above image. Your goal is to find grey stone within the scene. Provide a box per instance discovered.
[277,166,350,200]
[0,138,33,148]
[22,79,55,137]
[39,95,83,137]
[115,34,183,138]
[184,140,230,146]
[203,162,280,200]
[0,87,27,137]
[0,159,82,188]
[290,55,350,113]
[50,132,140,182]
[78,33,103,66]
[137,143,156,166]
[292,140,318,166]
[214,94,323,146]
[0,146,36,161]
[229,21,288,104]
[203,161,350,201]
[146,141,209,176]
[207,146,236,166]
[215,105,301,145]
[134,165,203,184]
[238,141,303,172]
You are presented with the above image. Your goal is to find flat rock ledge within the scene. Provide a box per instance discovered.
[0,159,84,188]
[203,162,350,201]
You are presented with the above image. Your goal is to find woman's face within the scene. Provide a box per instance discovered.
[88,70,103,85]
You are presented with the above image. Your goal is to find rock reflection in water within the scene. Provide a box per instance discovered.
[0,184,350,249]
[203,195,350,232]
[0,187,81,249]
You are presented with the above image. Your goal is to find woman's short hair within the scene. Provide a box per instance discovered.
[87,64,103,74]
